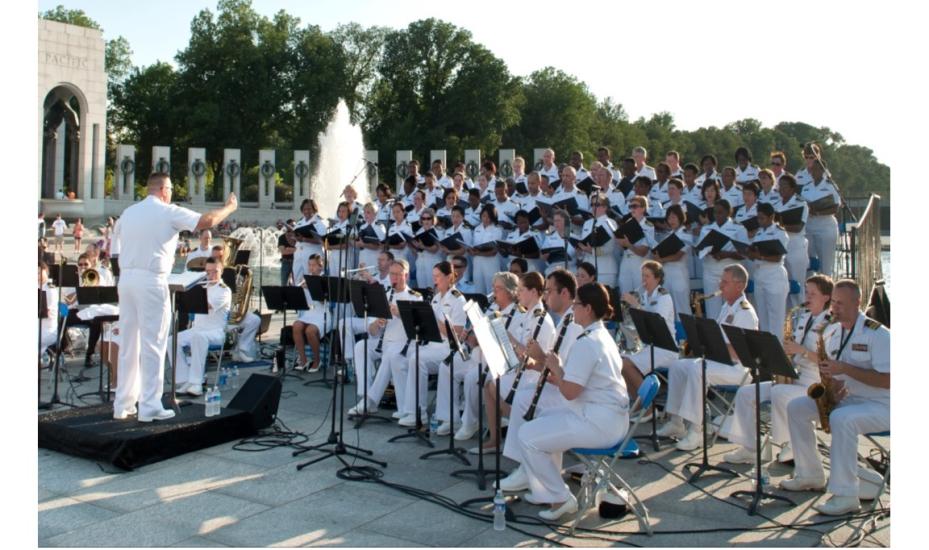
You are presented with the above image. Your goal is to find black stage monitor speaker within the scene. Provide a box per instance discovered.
[229,374,282,430]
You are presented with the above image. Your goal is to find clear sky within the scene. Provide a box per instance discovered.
[36,0,905,164]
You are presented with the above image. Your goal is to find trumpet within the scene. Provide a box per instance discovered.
[80,268,99,287]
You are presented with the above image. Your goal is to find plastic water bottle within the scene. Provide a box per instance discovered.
[493,489,506,531]
[231,366,239,390]
[204,388,214,417]
[750,464,770,489]
[429,414,439,435]
[218,367,228,389]
[213,385,222,415]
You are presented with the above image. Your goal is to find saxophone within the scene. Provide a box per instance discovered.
[618,290,642,353]
[229,265,253,324]
[807,332,837,433]
[777,305,804,384]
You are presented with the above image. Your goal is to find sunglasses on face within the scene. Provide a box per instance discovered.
[630,204,644,210]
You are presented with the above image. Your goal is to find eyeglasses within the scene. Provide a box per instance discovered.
[629,204,644,210]
[421,217,433,221]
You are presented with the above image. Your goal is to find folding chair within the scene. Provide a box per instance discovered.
[861,431,890,506]
[707,370,751,446]
[570,373,661,536]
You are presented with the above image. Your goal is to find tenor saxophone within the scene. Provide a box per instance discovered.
[807,332,837,433]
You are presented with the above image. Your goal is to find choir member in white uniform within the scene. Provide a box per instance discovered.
[650,162,673,207]
[374,183,395,224]
[793,144,819,189]
[722,275,833,465]
[505,210,544,273]
[514,282,629,520]
[492,181,521,233]
[386,202,415,268]
[800,159,841,277]
[666,150,684,179]
[184,229,214,269]
[619,261,677,398]
[541,210,576,276]
[781,280,889,517]
[411,208,445,289]
[769,151,791,188]
[616,195,658,294]
[734,147,760,184]
[326,201,354,275]
[455,272,524,441]
[399,261,468,426]
[439,205,473,261]
[654,205,693,316]
[431,159,453,189]
[406,190,428,229]
[681,163,704,206]
[720,167,744,210]
[478,272,556,450]
[169,258,231,396]
[112,173,237,421]
[469,204,505,294]
[464,189,484,228]
[551,166,591,228]
[697,200,748,320]
[657,265,758,451]
[777,174,810,308]
[746,203,790,336]
[576,194,619,288]
[348,259,424,417]
[538,148,560,184]
[356,203,386,273]
[632,146,657,181]
[292,254,328,372]
[293,199,328,286]
[757,168,782,207]
[695,154,719,187]
[514,171,547,230]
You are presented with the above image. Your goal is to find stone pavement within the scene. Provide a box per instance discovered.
[38,346,890,548]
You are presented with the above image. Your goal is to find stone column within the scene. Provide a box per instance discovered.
[258,149,275,209]
[223,149,241,198]
[498,149,516,180]
[464,149,482,183]
[533,148,546,172]
[294,150,310,203]
[395,150,412,195]
[67,124,81,199]
[430,150,446,173]
[365,150,379,195]
[188,147,207,205]
[43,126,59,199]
[115,144,135,200]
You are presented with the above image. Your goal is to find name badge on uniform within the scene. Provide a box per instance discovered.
[852,343,868,352]
[725,314,734,324]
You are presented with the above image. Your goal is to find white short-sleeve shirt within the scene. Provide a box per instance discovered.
[114,196,201,275]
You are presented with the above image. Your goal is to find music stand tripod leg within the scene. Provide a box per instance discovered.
[451,366,495,490]
[420,354,471,465]
[388,340,434,447]
[684,356,739,482]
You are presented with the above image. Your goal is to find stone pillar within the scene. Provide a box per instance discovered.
[68,124,81,199]
[498,149,516,180]
[152,146,171,174]
[42,126,59,199]
[258,149,275,209]
[365,150,379,195]
[464,149,482,183]
[55,120,65,192]
[115,144,135,200]
[533,148,546,172]
[92,124,102,199]
[294,150,310,203]
[188,147,207,205]
[395,150,412,195]
[430,150,446,172]
[223,149,241,199]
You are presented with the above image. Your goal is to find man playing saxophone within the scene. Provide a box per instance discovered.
[780,279,890,516]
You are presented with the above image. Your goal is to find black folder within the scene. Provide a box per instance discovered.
[414,228,440,247]
[615,177,635,197]
[440,234,467,251]
[739,216,760,233]
[515,180,529,195]
[808,193,837,213]
[387,232,413,246]
[471,241,497,253]
[652,232,686,257]
[359,225,384,244]
[294,223,322,239]
[576,177,598,196]
[695,228,729,252]
[684,201,704,224]
[496,237,540,258]
[616,218,645,244]
[752,238,788,256]
[776,206,805,226]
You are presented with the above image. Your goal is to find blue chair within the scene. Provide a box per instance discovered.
[746,280,755,294]
[788,279,802,295]
[570,374,661,536]
[674,321,686,344]
[707,370,752,446]
[808,257,821,273]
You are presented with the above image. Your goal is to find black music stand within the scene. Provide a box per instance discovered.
[629,308,678,451]
[420,312,471,465]
[723,326,798,515]
[173,284,209,408]
[261,285,308,381]
[75,286,119,403]
[451,360,496,490]
[38,289,51,408]
[40,264,80,410]
[389,300,442,447]
[348,279,392,427]
[679,314,740,483]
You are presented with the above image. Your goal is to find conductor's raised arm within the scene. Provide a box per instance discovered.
[195,193,238,232]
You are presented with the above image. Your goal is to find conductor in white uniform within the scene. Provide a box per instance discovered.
[112,173,237,422]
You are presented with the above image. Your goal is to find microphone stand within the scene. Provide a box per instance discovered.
[451,361,495,489]
[420,314,471,465]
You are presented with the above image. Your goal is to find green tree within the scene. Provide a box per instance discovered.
[39,5,100,29]
[330,23,388,124]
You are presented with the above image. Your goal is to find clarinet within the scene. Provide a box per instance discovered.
[524,312,574,421]
[374,288,394,354]
[505,308,547,405]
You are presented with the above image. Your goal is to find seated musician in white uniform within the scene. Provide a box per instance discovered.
[185,229,214,269]
[292,254,327,372]
[478,272,556,449]
[169,257,231,396]
[398,261,468,427]
[657,264,759,451]
[455,271,523,441]
[780,280,890,517]
[514,282,630,520]
[722,275,833,465]
[619,261,677,402]
[348,259,423,417]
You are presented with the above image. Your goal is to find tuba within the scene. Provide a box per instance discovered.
[229,265,253,324]
[807,332,837,433]
[221,236,244,268]
[80,268,99,287]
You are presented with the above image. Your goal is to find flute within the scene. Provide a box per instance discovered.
[504,308,547,405]
[524,312,574,421]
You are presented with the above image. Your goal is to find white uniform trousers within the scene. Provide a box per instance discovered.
[805,215,838,277]
[665,357,749,427]
[403,340,450,418]
[169,327,224,387]
[752,263,789,338]
[114,270,172,417]
[41,327,58,353]
[359,248,380,273]
[787,395,889,497]
[664,260,692,317]
[333,316,366,361]
[503,384,567,463]
[233,311,261,361]
[352,340,405,402]
[627,345,680,375]
[327,248,355,276]
[472,255,501,294]
[436,352,479,423]
[785,233,808,309]
[592,252,618,290]
[723,380,809,451]
[518,405,628,503]
[499,368,541,406]
[701,257,737,319]
[459,351,486,428]
[618,253,646,295]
